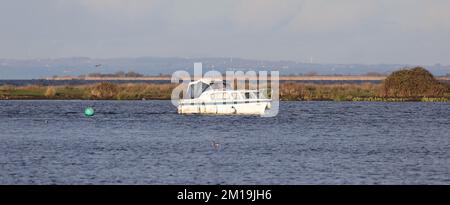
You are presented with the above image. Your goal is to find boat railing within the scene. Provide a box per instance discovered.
[179,89,271,104]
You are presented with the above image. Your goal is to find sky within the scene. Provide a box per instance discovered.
[0,0,450,65]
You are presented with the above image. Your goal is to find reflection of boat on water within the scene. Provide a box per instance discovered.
[178,79,272,115]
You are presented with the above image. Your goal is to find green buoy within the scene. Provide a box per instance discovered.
[84,107,95,117]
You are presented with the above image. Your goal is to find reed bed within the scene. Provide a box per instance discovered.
[0,81,449,102]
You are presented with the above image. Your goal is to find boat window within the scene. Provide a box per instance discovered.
[201,82,210,93]
[222,93,230,100]
[260,91,269,99]
[231,93,240,100]
[210,83,224,90]
[255,91,266,99]
[211,93,231,100]
[251,92,258,99]
[244,92,258,99]
[188,84,195,99]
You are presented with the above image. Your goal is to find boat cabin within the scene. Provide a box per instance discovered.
[186,79,231,99]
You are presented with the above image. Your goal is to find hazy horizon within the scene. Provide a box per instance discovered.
[1,0,450,65]
[1,55,449,67]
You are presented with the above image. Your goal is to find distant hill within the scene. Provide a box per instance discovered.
[0,57,449,79]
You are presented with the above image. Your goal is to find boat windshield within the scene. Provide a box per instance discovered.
[188,81,210,99]
[209,81,231,90]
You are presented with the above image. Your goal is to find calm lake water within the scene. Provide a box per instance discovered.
[0,100,449,184]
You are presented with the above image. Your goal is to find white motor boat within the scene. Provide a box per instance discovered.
[178,79,272,115]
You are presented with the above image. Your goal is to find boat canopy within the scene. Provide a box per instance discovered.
[186,79,231,99]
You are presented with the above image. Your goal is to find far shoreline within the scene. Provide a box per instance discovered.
[42,75,450,82]
[2,68,450,102]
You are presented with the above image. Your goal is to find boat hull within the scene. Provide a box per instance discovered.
[178,101,270,115]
